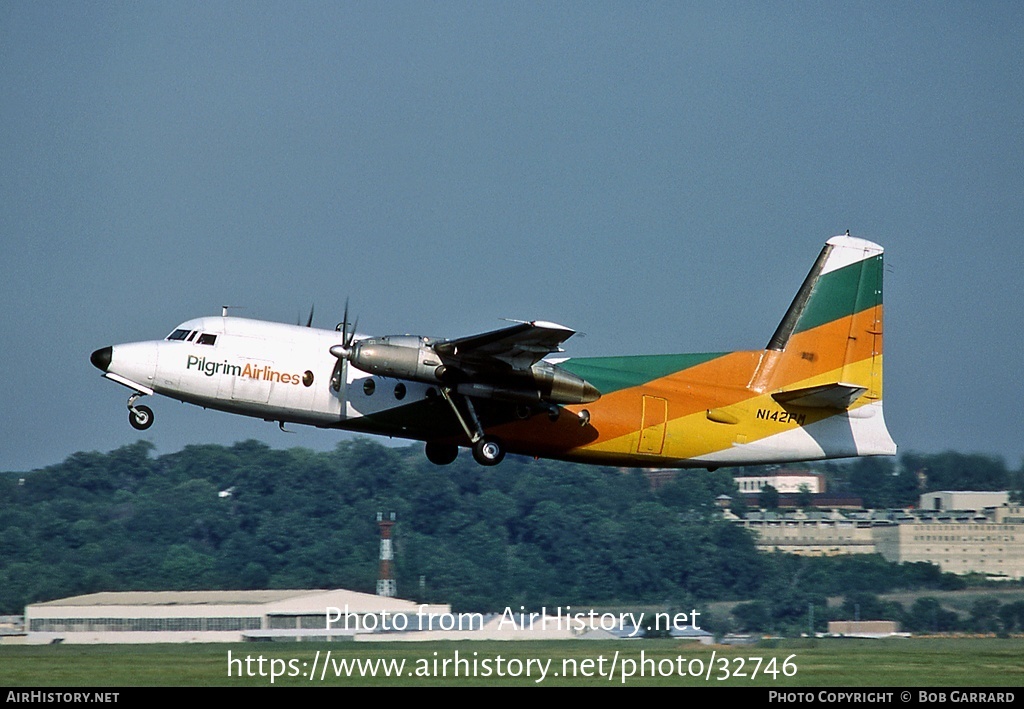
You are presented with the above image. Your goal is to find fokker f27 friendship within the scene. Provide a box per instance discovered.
[91,235,896,468]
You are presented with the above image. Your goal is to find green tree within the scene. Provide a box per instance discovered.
[902,452,1010,492]
[968,597,1002,633]
[838,591,903,622]
[732,600,772,633]
[847,457,895,508]
[998,600,1024,633]
[904,597,959,633]
[759,484,780,510]
[795,484,813,509]
[159,545,217,588]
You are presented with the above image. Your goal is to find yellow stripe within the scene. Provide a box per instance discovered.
[574,357,881,461]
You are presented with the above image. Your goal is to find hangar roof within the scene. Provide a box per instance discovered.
[27,589,450,617]
[31,590,312,606]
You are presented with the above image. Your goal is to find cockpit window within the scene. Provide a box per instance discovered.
[197,333,217,346]
[186,330,197,342]
[167,329,190,341]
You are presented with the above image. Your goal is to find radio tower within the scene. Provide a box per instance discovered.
[376,512,396,597]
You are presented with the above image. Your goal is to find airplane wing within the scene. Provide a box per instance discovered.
[432,320,576,372]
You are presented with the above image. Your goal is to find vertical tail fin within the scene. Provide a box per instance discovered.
[768,236,884,358]
[761,235,884,396]
[753,234,894,456]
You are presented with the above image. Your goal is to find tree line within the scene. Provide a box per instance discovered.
[1,440,1019,625]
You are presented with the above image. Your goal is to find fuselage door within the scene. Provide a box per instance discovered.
[638,395,668,455]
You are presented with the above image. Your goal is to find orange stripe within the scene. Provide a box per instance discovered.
[766,304,882,388]
[492,307,883,458]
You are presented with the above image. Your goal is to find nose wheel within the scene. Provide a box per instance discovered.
[127,393,154,430]
[129,405,154,430]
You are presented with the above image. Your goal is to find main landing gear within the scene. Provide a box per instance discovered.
[432,388,507,467]
[127,393,154,431]
[472,435,505,466]
[424,437,506,467]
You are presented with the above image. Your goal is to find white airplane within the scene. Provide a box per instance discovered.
[90,235,896,468]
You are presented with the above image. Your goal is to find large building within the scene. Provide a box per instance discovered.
[731,509,884,556]
[24,589,449,644]
[917,491,1009,512]
[733,497,1024,579]
[874,506,1024,580]
[21,589,707,644]
[733,470,826,495]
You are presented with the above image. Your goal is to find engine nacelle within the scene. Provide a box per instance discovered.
[347,336,445,383]
[530,361,601,405]
[342,336,600,406]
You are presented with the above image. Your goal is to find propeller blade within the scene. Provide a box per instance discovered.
[330,299,355,392]
[333,298,357,357]
[337,299,349,334]
[347,317,358,349]
[334,298,359,349]
[342,299,349,340]
[306,304,315,328]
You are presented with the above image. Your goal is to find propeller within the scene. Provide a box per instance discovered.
[330,299,358,391]
[332,299,358,358]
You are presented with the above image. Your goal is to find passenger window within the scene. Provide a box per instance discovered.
[197,333,217,346]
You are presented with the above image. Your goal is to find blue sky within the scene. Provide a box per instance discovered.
[2,2,1022,472]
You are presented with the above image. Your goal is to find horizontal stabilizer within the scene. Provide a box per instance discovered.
[771,382,867,409]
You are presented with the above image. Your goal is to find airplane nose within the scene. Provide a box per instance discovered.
[90,346,112,372]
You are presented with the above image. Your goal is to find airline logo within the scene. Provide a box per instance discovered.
[186,355,313,387]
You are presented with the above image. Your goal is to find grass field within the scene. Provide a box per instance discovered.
[2,638,1023,687]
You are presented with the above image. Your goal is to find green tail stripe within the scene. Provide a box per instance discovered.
[795,253,883,335]
[559,352,728,395]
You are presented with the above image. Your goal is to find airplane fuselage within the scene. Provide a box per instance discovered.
[91,236,898,469]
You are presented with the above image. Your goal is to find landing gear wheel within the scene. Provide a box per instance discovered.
[129,405,154,431]
[424,441,458,466]
[472,435,505,466]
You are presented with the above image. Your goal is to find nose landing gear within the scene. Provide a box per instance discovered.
[127,393,154,431]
